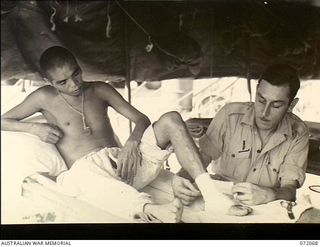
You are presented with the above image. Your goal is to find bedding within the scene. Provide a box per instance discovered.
[1,130,67,223]
[1,129,317,223]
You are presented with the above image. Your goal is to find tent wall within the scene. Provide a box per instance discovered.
[1,1,320,83]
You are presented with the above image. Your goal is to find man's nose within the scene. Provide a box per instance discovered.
[262,104,270,117]
[68,78,80,89]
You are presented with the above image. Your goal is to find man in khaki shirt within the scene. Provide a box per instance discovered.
[172,64,309,206]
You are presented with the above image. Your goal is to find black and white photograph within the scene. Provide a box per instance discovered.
[1,0,320,240]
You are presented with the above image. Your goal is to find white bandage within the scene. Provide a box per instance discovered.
[195,173,234,213]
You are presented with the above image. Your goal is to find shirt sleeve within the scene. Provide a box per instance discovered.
[279,130,309,188]
[198,104,228,161]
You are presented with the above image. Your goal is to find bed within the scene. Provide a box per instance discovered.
[1,120,319,223]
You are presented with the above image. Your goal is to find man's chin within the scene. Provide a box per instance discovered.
[256,122,273,131]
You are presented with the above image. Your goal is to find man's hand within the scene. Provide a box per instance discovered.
[116,140,141,185]
[172,175,201,205]
[31,123,63,144]
[232,182,276,205]
[185,120,206,138]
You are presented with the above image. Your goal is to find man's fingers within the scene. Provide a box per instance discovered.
[136,153,142,168]
[121,159,129,181]
[238,199,253,206]
[47,134,59,143]
[232,185,251,194]
[50,127,63,138]
[181,199,192,206]
[184,180,201,194]
[116,158,123,176]
[128,161,136,185]
[176,193,195,203]
[129,171,135,185]
[133,154,140,176]
[46,137,57,144]
[237,193,252,202]
[179,187,200,197]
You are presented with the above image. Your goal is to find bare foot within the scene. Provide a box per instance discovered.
[144,198,183,223]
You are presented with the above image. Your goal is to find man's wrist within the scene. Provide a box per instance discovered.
[267,187,277,202]
[177,169,195,182]
[29,122,39,135]
[126,139,140,146]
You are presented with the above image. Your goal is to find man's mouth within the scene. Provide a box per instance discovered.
[260,117,270,122]
[72,88,81,95]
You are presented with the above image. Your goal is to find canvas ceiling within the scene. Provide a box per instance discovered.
[1,0,320,84]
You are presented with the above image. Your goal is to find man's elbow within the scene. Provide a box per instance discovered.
[141,114,151,126]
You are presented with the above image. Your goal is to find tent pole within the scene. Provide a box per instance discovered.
[245,33,252,102]
[124,2,133,134]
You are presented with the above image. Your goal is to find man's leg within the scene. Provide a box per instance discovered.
[57,151,183,222]
[153,111,234,213]
[153,111,206,179]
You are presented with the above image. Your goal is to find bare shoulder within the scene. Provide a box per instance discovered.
[88,81,118,98]
[28,85,57,101]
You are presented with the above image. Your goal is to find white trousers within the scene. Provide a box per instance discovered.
[56,126,173,221]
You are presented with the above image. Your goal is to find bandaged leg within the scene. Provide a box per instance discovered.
[195,173,234,214]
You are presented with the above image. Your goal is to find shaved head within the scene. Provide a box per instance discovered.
[40,46,78,77]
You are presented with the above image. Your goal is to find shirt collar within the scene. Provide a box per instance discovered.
[240,104,255,126]
[240,103,292,138]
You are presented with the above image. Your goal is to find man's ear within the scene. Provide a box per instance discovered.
[288,98,299,112]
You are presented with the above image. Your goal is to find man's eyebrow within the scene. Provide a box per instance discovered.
[257,92,285,103]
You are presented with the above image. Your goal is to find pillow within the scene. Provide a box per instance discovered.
[1,131,67,194]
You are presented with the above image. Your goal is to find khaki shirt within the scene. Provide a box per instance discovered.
[199,102,309,188]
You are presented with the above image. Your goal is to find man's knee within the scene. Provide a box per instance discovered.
[158,111,184,128]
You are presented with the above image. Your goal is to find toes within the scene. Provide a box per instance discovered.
[168,198,183,213]
[173,198,183,208]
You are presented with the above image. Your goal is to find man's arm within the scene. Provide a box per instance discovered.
[232,180,297,205]
[95,83,151,183]
[232,126,309,205]
[2,90,42,132]
[1,88,63,143]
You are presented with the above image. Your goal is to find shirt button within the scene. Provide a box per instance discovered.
[257,150,261,153]
[273,168,277,172]
[231,154,235,157]
[253,168,257,172]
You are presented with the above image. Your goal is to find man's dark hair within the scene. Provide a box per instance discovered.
[258,63,300,101]
[40,46,77,77]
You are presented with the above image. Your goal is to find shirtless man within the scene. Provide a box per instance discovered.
[1,47,188,222]
[2,46,226,222]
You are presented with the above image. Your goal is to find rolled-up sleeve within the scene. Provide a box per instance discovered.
[279,131,309,188]
[199,105,228,161]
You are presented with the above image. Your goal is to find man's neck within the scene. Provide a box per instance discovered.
[258,128,275,147]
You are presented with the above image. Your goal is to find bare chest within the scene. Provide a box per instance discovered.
[43,96,111,136]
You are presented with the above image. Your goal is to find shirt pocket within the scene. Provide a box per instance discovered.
[221,149,252,181]
[234,150,251,159]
